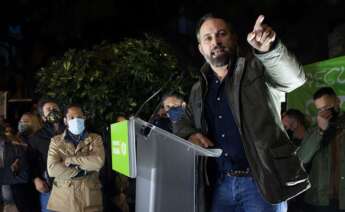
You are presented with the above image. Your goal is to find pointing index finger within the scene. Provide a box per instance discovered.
[253,15,265,31]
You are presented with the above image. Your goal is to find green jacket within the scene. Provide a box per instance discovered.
[298,113,345,209]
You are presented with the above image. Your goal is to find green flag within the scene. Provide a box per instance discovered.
[288,55,345,118]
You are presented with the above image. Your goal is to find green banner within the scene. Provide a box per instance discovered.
[288,55,345,118]
[111,120,130,176]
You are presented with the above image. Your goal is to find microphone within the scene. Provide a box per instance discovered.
[134,72,180,118]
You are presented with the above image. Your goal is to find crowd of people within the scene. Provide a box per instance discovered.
[0,100,107,212]
[0,12,344,212]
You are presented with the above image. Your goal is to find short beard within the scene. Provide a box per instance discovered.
[207,53,230,67]
[205,45,234,68]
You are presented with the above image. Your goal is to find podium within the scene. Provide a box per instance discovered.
[111,117,222,212]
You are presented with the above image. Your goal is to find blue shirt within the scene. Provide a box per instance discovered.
[205,72,249,172]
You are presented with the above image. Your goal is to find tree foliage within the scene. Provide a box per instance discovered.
[36,35,195,128]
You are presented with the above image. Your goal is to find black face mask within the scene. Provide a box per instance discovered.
[45,109,62,124]
[18,123,33,137]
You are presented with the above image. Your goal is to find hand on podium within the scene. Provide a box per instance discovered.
[188,133,214,148]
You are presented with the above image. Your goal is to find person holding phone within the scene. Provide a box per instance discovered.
[298,87,345,212]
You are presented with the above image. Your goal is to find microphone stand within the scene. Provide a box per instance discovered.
[134,72,180,119]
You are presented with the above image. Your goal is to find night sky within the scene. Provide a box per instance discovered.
[1,0,345,113]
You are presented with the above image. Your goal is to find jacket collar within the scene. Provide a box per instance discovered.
[63,130,88,145]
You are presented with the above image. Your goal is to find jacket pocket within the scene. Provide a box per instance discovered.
[48,181,74,211]
[85,181,103,207]
[270,144,308,186]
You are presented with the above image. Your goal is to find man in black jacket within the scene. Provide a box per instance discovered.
[174,14,310,212]
[0,124,39,212]
[29,99,64,212]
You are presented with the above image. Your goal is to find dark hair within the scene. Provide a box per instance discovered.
[313,87,337,100]
[161,93,184,103]
[37,99,58,116]
[195,13,232,42]
[283,109,307,128]
[64,103,83,116]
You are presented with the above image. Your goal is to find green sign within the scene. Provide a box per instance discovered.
[288,55,345,119]
[111,120,130,176]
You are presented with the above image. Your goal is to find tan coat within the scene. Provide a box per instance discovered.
[47,132,105,212]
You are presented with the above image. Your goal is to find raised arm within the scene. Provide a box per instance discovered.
[248,15,306,92]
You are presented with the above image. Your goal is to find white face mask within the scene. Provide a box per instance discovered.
[68,118,85,135]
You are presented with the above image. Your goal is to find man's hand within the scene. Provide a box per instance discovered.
[34,177,49,193]
[65,157,79,168]
[189,133,214,148]
[247,15,276,53]
[317,109,332,131]
[64,158,71,167]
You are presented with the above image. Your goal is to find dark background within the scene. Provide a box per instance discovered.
[1,0,345,121]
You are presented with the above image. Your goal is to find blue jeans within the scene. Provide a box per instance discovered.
[211,175,287,212]
[40,192,54,212]
[1,185,14,204]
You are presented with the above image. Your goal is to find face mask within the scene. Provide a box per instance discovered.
[46,109,62,124]
[167,106,184,123]
[68,118,85,135]
[18,123,33,136]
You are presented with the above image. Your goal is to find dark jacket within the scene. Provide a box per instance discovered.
[0,139,39,212]
[0,140,29,185]
[151,115,173,132]
[28,122,64,184]
[174,41,310,207]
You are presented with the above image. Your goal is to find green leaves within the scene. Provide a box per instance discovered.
[35,35,191,129]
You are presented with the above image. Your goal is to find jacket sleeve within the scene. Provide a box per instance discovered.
[65,135,105,172]
[28,136,44,180]
[297,128,322,164]
[47,137,79,180]
[172,84,200,139]
[254,40,306,93]
[173,104,198,139]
